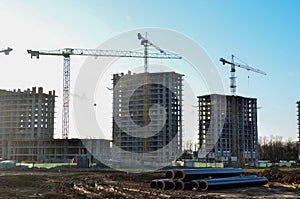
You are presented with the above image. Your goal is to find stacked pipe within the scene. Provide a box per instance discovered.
[150,168,268,191]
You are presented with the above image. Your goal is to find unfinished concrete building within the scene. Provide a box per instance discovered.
[0,87,55,161]
[112,71,183,165]
[198,94,258,164]
[0,87,111,163]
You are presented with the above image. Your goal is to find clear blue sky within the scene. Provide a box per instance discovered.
[0,0,299,141]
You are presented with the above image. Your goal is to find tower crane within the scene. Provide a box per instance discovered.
[137,33,176,73]
[219,54,266,163]
[220,55,266,96]
[137,33,182,156]
[27,47,181,139]
[0,47,13,55]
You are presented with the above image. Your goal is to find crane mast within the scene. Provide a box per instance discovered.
[137,33,171,73]
[63,55,70,139]
[27,46,181,140]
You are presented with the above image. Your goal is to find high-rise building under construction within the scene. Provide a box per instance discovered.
[198,94,258,164]
[0,87,55,160]
[112,71,183,165]
[0,87,111,163]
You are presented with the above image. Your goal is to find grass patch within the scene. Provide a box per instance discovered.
[16,162,76,169]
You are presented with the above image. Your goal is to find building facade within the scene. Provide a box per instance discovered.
[0,87,55,161]
[112,71,183,165]
[198,94,258,164]
[0,87,111,163]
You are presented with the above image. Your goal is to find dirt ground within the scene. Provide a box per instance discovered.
[0,167,299,198]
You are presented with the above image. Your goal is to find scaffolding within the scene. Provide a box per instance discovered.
[112,71,183,164]
[198,94,258,164]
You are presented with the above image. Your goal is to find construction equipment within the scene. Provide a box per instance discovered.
[219,55,266,164]
[27,46,181,139]
[137,33,182,157]
[137,33,176,73]
[220,55,266,96]
[0,47,13,55]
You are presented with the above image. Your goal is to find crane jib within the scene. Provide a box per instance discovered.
[26,45,182,139]
[27,49,181,59]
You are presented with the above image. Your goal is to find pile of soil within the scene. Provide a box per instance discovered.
[248,166,300,184]
[265,167,300,184]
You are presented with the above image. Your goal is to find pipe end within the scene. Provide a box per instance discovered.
[150,180,157,188]
[166,170,175,179]
[190,180,199,190]
[176,170,185,180]
[199,180,209,191]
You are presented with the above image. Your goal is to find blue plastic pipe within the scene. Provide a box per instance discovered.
[150,178,174,189]
[156,179,176,190]
[175,180,194,190]
[150,179,158,188]
[191,175,268,191]
[176,168,244,180]
[165,169,178,179]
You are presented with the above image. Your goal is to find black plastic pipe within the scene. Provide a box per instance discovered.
[191,175,268,191]
[176,168,244,180]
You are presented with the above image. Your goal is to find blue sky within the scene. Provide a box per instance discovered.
[0,0,299,141]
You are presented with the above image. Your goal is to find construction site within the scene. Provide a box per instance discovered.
[0,33,300,198]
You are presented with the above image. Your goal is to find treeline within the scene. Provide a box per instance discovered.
[258,136,299,162]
